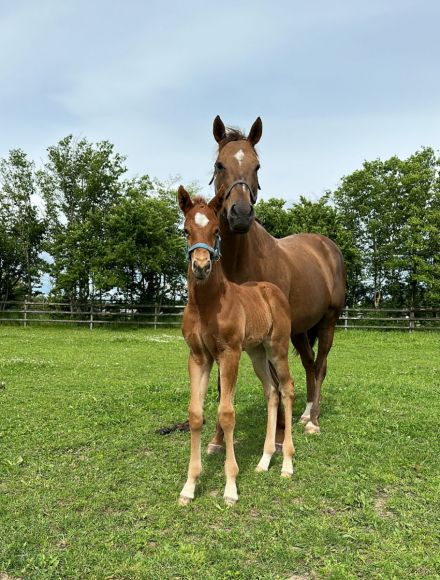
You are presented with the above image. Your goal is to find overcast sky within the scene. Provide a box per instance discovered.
[1,0,440,203]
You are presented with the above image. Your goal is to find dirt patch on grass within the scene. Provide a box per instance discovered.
[374,489,394,517]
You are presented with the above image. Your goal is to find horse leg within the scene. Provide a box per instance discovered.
[271,356,295,477]
[305,317,337,435]
[292,333,316,424]
[207,369,225,455]
[268,361,285,452]
[249,347,278,472]
[218,351,240,505]
[179,353,213,505]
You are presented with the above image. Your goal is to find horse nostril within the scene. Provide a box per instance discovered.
[230,203,238,216]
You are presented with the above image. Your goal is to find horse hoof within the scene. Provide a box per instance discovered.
[207,443,224,455]
[178,495,192,506]
[281,470,293,478]
[304,421,321,435]
[299,415,310,424]
[275,442,283,453]
[255,465,268,473]
[224,496,237,506]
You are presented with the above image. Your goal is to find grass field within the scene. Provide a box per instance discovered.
[0,327,439,579]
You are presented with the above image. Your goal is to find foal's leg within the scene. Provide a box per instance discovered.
[305,317,337,435]
[218,351,240,505]
[249,347,278,472]
[207,369,225,455]
[271,356,295,477]
[292,333,316,424]
[179,353,213,505]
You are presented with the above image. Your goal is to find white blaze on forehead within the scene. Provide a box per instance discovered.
[194,212,209,227]
[234,149,245,165]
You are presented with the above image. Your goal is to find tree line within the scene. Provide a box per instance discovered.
[0,136,439,309]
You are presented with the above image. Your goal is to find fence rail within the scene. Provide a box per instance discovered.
[0,302,439,331]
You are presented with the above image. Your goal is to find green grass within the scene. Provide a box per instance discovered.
[0,327,439,579]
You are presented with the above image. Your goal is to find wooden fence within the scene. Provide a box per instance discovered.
[0,302,439,331]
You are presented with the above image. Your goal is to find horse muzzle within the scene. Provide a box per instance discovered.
[192,260,212,280]
[227,202,254,233]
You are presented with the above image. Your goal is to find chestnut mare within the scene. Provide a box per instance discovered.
[178,186,295,505]
[207,116,346,443]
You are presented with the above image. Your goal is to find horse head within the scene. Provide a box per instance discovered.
[211,116,262,233]
[178,185,226,282]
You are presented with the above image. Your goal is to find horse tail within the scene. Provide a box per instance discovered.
[307,324,319,350]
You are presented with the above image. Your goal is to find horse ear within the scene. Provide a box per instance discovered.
[213,115,226,143]
[248,117,262,146]
[177,185,194,214]
[208,185,226,215]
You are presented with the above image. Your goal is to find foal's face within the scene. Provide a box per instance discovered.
[185,205,219,281]
[212,116,262,234]
[178,186,223,282]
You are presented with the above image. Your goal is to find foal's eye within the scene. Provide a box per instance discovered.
[184,228,189,236]
[256,164,261,171]
[215,161,225,171]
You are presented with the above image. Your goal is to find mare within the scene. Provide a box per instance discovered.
[178,186,295,505]
[207,116,346,443]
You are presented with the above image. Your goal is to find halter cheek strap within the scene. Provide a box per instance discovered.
[185,235,221,262]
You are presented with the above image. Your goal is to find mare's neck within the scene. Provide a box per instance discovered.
[219,216,276,281]
[187,260,227,311]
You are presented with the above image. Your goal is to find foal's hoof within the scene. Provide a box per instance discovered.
[304,421,321,435]
[255,465,268,473]
[299,415,310,425]
[281,470,293,478]
[207,443,224,455]
[224,496,237,507]
[275,442,283,453]
[178,495,192,506]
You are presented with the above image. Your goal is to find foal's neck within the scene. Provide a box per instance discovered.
[188,261,227,311]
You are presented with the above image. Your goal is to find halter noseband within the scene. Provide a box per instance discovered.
[224,180,258,205]
[185,235,221,262]
[208,175,260,204]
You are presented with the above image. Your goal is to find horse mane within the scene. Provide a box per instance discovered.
[192,195,208,205]
[218,127,248,149]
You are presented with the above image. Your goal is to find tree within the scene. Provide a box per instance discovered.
[98,176,186,303]
[333,148,440,307]
[0,149,45,304]
[38,136,126,307]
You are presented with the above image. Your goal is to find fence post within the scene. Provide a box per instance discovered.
[154,304,159,330]
[24,301,27,328]
[90,303,94,331]
[409,308,414,333]
[344,308,348,331]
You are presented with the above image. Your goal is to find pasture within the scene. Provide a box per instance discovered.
[0,327,439,579]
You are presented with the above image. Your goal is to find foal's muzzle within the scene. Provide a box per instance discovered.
[192,257,212,280]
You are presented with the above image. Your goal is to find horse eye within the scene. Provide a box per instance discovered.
[184,228,189,236]
[256,164,261,171]
[215,161,225,171]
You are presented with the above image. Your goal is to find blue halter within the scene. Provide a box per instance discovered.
[185,235,221,262]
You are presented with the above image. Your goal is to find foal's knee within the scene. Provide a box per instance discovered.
[218,407,235,431]
[188,409,204,431]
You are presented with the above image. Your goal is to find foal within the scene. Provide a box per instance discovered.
[178,185,295,506]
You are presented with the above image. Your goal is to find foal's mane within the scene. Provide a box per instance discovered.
[192,195,208,206]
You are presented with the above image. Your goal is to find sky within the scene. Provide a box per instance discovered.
[1,0,440,204]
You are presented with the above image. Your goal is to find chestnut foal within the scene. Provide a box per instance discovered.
[178,186,295,506]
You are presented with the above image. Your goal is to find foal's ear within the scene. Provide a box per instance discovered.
[213,115,226,143]
[177,185,194,214]
[208,184,226,215]
[248,117,263,146]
